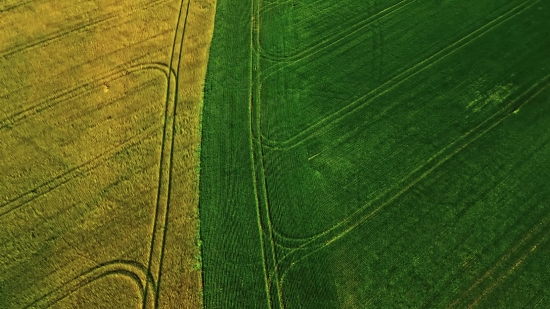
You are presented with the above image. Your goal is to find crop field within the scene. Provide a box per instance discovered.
[200,0,550,308]
[0,0,215,308]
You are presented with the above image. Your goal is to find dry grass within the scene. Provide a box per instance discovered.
[0,0,216,308]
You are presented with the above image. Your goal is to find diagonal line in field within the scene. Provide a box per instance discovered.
[274,75,550,281]
[466,235,550,308]
[0,62,174,131]
[271,75,549,249]
[260,0,540,150]
[0,26,174,105]
[257,0,416,62]
[0,0,170,58]
[251,0,548,305]
[254,0,538,305]
[0,0,36,13]
[448,210,550,308]
[0,64,172,218]
[1,1,189,308]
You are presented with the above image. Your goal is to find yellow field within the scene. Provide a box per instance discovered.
[0,0,216,308]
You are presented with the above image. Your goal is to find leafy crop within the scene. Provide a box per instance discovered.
[200,0,550,307]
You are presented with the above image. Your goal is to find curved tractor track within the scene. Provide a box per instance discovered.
[0,0,216,308]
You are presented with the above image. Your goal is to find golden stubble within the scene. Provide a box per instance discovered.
[156,0,217,308]
[0,0,216,308]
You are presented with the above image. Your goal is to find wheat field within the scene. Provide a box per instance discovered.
[0,0,216,308]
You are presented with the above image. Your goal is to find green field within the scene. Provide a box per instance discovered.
[200,0,550,307]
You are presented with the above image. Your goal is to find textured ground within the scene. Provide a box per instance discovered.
[200,0,550,308]
[0,0,215,308]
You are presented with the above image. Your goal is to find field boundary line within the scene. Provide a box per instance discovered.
[0,0,170,59]
[260,0,539,150]
[24,260,155,309]
[270,77,550,288]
